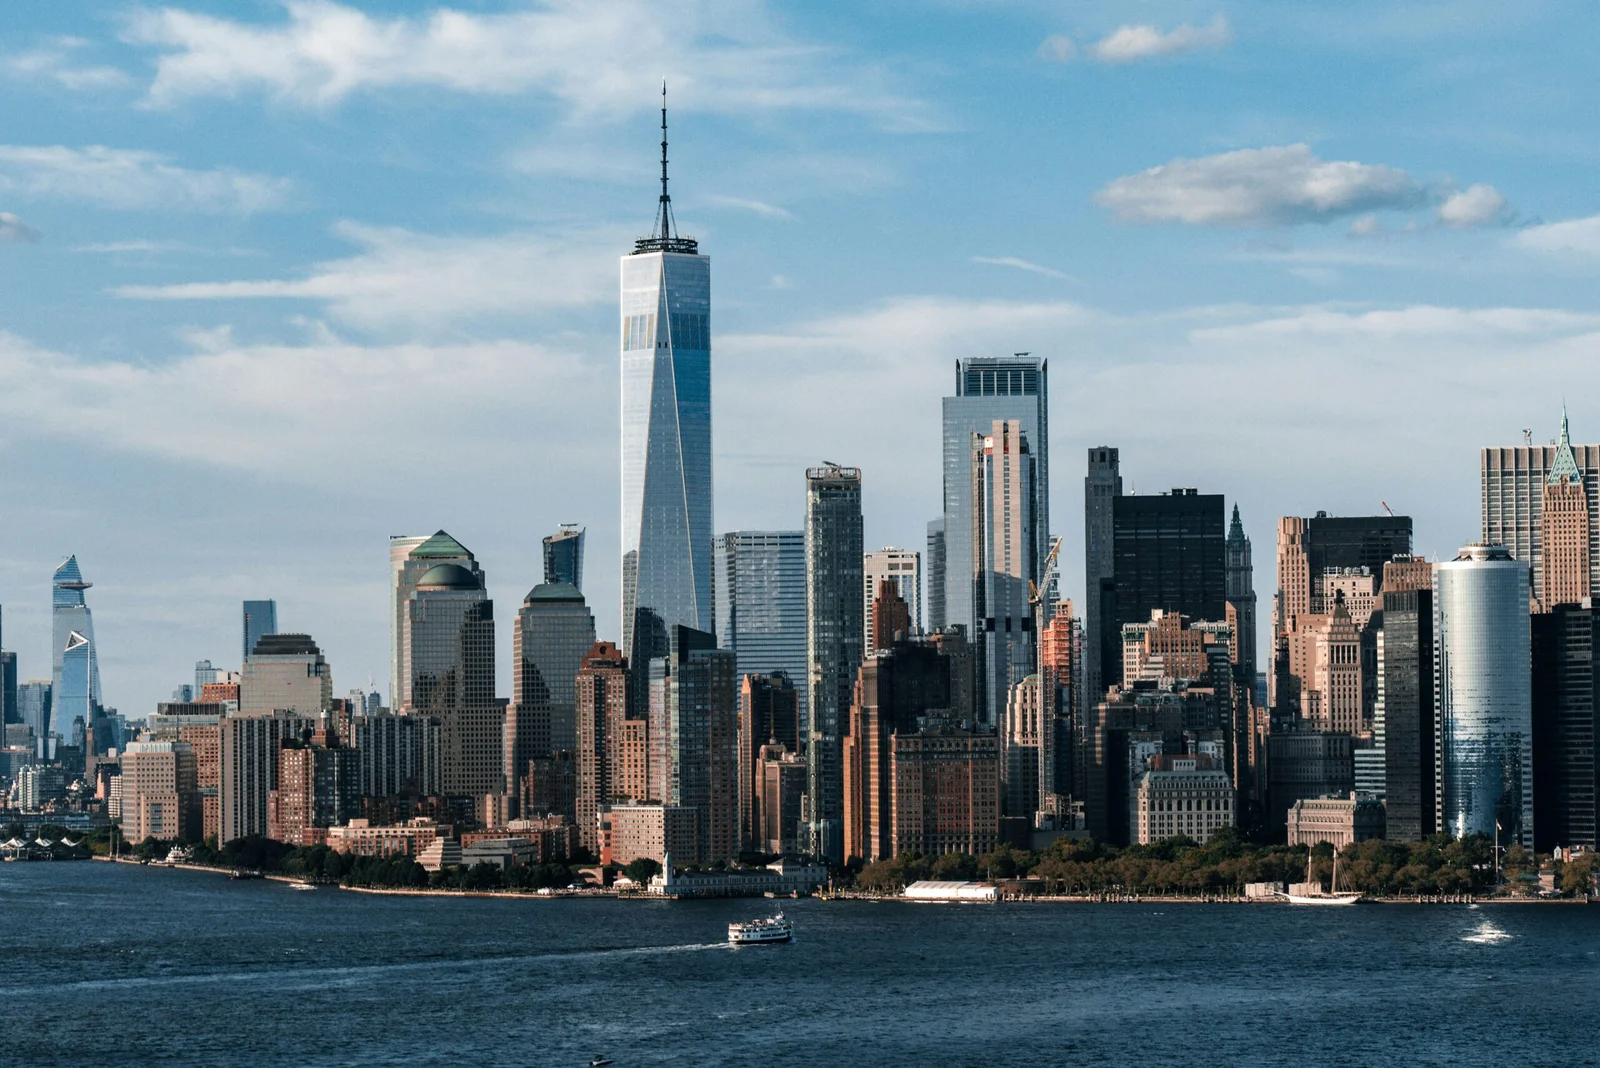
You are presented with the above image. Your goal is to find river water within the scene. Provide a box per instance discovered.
[3,861,1594,1066]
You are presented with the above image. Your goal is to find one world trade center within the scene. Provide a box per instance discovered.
[620,88,712,670]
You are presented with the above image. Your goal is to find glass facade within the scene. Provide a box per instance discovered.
[975,421,1036,724]
[925,519,946,632]
[542,525,585,591]
[620,249,713,664]
[940,357,1048,647]
[507,583,596,796]
[805,465,863,862]
[51,556,100,736]
[405,560,499,798]
[713,531,808,715]
[1435,545,1533,847]
[241,599,278,664]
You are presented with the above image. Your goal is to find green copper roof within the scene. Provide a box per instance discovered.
[1548,407,1582,485]
[411,529,472,559]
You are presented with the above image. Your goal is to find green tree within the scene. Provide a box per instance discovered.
[624,857,661,884]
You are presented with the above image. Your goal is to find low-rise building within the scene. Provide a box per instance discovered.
[417,837,463,872]
[1286,792,1386,848]
[596,802,697,867]
[325,817,441,857]
[647,857,827,898]
[1131,753,1235,845]
[460,837,536,869]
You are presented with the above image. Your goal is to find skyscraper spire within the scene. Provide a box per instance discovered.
[1549,404,1581,485]
[635,83,697,254]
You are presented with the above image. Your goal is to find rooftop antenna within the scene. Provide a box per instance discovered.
[656,81,674,240]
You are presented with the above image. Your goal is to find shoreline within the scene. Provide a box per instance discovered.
[94,858,1590,904]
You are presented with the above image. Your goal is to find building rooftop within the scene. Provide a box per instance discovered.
[417,563,481,590]
[524,581,584,604]
[250,633,321,657]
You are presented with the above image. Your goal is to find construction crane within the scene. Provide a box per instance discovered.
[1380,501,1394,517]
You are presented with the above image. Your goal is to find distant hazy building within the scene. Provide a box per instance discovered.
[505,582,595,808]
[1132,754,1235,845]
[713,531,807,713]
[121,740,200,844]
[390,531,476,713]
[942,357,1049,657]
[925,519,946,632]
[863,548,921,650]
[1435,544,1534,847]
[241,600,278,667]
[620,111,713,668]
[805,463,864,862]
[1,650,16,729]
[239,634,332,717]
[402,552,500,799]
[542,524,585,591]
[1532,604,1600,851]
[1225,505,1257,684]
[1483,410,1600,604]
[51,556,100,738]
[1084,447,1123,708]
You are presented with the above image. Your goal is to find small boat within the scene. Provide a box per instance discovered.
[227,869,265,881]
[288,881,316,891]
[1282,848,1361,906]
[728,912,793,945]
[590,1057,614,1067]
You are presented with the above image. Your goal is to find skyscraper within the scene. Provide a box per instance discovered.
[1225,504,1257,682]
[506,582,596,806]
[941,357,1049,648]
[0,603,15,726]
[621,91,713,668]
[575,641,633,853]
[1435,544,1533,847]
[239,634,332,717]
[1483,410,1600,602]
[241,600,278,666]
[805,463,863,861]
[391,531,476,713]
[1103,490,1226,691]
[1379,581,1436,841]
[1083,447,1122,709]
[51,556,100,738]
[543,524,586,591]
[863,548,921,651]
[1531,604,1600,851]
[925,520,946,634]
[712,531,807,712]
[648,625,738,865]
[402,554,500,798]
[1540,409,1590,610]
[973,420,1037,721]
[740,673,801,849]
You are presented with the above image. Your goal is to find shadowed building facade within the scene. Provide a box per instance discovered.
[1483,410,1600,605]
[805,463,864,862]
[505,582,595,812]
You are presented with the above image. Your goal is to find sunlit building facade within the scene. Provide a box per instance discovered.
[51,556,100,737]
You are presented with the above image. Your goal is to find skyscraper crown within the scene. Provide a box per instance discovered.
[1548,406,1582,486]
[633,83,699,255]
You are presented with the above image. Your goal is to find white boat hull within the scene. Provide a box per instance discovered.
[1284,892,1361,906]
[728,915,793,944]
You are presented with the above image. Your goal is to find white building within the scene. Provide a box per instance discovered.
[1131,754,1235,845]
[863,547,922,649]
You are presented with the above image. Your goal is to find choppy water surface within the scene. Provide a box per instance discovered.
[3,862,1595,1066]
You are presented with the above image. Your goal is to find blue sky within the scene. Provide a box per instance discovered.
[2,0,1599,717]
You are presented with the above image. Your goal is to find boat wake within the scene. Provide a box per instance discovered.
[1462,920,1512,945]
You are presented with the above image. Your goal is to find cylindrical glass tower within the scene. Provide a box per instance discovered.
[1435,544,1533,846]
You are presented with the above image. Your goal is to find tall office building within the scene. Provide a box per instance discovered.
[863,548,922,650]
[925,519,946,632]
[51,556,100,736]
[740,673,801,850]
[18,681,51,743]
[241,600,278,666]
[1225,504,1257,682]
[712,531,807,713]
[402,554,500,798]
[391,531,475,712]
[1083,447,1122,709]
[805,463,864,862]
[942,357,1049,649]
[1483,409,1600,602]
[350,709,441,798]
[506,582,596,806]
[1380,581,1436,842]
[1103,490,1226,690]
[620,94,713,667]
[219,711,315,843]
[239,634,332,717]
[973,421,1037,721]
[1435,544,1533,847]
[1531,605,1600,850]
[648,625,738,865]
[1540,409,1590,609]
[575,641,633,852]
[542,524,586,591]
[0,604,15,726]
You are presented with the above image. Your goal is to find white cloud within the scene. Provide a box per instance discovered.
[1037,34,1076,62]
[971,256,1073,281]
[0,145,291,213]
[125,0,926,126]
[2,38,130,90]
[1516,214,1600,256]
[0,211,39,243]
[703,195,792,219]
[112,222,620,331]
[1091,15,1232,63]
[1438,183,1507,228]
[1095,144,1426,227]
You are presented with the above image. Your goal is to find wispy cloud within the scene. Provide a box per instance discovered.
[971,256,1073,281]
[0,211,40,243]
[0,145,292,213]
[112,222,621,331]
[1517,214,1600,256]
[124,0,928,127]
[1438,184,1508,228]
[703,195,792,219]
[1040,15,1231,65]
[2,37,130,91]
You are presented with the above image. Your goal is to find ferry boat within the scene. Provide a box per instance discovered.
[288,881,317,891]
[728,912,793,945]
[1283,849,1361,906]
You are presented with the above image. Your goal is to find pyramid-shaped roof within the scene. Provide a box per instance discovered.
[1548,407,1582,486]
[410,530,472,560]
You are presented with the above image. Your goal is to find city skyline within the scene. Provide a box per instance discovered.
[3,3,1600,717]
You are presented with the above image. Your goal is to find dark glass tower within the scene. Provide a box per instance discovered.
[1380,587,1436,841]
[542,525,585,591]
[805,463,863,862]
[1532,604,1600,850]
